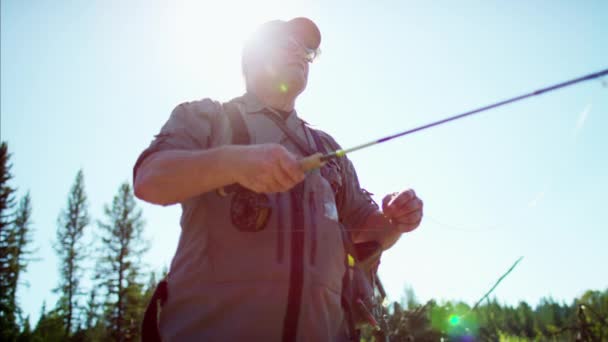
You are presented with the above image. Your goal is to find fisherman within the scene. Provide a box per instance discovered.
[133,17,423,341]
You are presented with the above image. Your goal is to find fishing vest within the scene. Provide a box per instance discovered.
[142,99,386,341]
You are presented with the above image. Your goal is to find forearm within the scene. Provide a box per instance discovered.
[351,210,402,250]
[134,145,240,206]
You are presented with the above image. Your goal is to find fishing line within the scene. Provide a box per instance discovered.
[415,86,606,233]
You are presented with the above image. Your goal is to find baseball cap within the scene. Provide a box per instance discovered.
[249,17,321,50]
[242,17,321,74]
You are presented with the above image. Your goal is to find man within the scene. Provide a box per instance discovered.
[134,17,423,341]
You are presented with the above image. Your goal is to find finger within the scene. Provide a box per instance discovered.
[382,194,394,208]
[383,192,401,214]
[392,198,423,216]
[264,174,286,193]
[397,221,420,233]
[273,162,296,190]
[298,153,324,172]
[252,173,277,193]
[388,189,416,208]
[279,154,305,183]
[393,210,423,225]
[396,215,423,233]
[246,181,265,194]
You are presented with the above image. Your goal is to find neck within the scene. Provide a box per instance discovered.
[251,87,296,112]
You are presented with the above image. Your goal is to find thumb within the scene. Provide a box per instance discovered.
[382,194,393,214]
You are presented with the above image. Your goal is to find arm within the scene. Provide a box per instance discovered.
[134,99,306,206]
[310,131,423,250]
[134,146,240,206]
[351,210,402,250]
[351,190,423,250]
[134,144,305,206]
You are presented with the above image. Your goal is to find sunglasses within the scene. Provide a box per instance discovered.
[274,35,321,63]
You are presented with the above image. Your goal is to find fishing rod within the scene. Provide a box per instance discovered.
[299,68,608,171]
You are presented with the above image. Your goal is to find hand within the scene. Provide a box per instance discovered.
[231,144,305,193]
[382,189,423,233]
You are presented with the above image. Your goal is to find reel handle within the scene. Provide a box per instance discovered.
[298,152,325,172]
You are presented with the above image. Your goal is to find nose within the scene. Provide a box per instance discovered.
[285,39,311,63]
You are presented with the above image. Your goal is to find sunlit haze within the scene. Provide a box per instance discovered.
[2,0,607,326]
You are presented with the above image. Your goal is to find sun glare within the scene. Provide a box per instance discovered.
[163,0,294,95]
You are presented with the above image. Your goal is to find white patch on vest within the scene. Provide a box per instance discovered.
[324,201,339,221]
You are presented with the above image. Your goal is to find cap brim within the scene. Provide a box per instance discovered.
[286,17,321,50]
[242,17,322,68]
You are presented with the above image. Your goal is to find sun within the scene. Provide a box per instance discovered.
[162,0,298,96]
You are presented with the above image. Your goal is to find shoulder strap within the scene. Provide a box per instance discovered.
[141,278,167,341]
[261,111,315,156]
[215,103,251,196]
[224,103,251,145]
[306,127,329,158]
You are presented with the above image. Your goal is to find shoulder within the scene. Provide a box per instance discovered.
[158,98,225,134]
[307,126,343,151]
[171,98,223,121]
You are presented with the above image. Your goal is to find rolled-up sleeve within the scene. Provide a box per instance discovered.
[132,99,221,182]
[336,157,379,231]
[315,130,379,231]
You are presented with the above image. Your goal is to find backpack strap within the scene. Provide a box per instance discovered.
[308,126,387,341]
[306,127,361,340]
[141,278,168,342]
[224,102,251,145]
[216,103,251,196]
[260,110,315,156]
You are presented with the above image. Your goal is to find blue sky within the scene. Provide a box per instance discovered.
[2,0,607,325]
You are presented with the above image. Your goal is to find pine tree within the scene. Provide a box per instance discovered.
[12,193,35,328]
[82,287,107,342]
[16,316,32,342]
[0,141,18,340]
[83,288,99,333]
[31,302,65,342]
[97,182,148,341]
[0,142,16,244]
[54,169,90,337]
[0,143,34,341]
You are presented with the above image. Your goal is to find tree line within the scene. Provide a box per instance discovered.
[1,140,607,341]
[363,286,608,341]
[0,142,156,341]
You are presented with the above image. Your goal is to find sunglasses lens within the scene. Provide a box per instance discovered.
[306,51,315,63]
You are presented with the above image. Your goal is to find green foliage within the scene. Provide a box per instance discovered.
[574,289,608,341]
[385,301,442,341]
[0,141,19,340]
[359,287,608,341]
[97,182,149,341]
[0,142,35,342]
[0,142,16,234]
[30,304,65,342]
[54,169,90,337]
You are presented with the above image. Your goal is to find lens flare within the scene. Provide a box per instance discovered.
[449,315,460,326]
[279,83,288,93]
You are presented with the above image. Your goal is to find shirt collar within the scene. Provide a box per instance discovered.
[235,92,266,113]
[233,92,299,119]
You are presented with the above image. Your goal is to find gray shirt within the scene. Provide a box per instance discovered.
[134,93,378,341]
